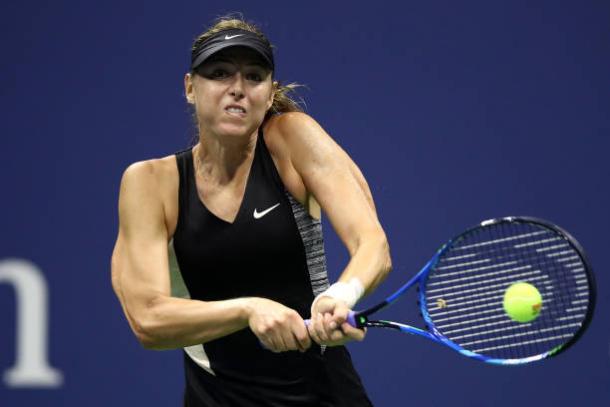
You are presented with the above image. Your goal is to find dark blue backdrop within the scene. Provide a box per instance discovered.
[1,1,609,406]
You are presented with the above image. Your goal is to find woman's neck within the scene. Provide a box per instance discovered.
[193,129,258,184]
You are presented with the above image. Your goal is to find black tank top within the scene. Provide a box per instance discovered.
[171,130,372,406]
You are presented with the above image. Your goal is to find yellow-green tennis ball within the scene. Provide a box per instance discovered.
[503,282,543,323]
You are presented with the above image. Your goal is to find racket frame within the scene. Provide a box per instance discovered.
[348,216,596,365]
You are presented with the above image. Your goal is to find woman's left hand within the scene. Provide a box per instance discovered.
[307,296,366,346]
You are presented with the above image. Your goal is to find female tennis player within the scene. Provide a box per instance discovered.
[111,16,391,407]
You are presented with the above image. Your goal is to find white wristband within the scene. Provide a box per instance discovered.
[312,278,364,310]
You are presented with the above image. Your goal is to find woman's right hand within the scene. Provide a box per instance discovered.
[245,298,311,353]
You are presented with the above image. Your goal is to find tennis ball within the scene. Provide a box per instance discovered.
[503,282,542,323]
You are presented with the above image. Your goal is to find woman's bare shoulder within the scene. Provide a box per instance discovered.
[118,154,180,218]
[121,154,179,189]
[264,111,315,138]
[118,154,180,236]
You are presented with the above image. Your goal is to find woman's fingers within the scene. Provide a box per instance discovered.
[248,298,312,353]
[341,322,366,341]
[293,322,311,352]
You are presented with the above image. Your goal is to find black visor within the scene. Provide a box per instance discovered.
[191,28,274,71]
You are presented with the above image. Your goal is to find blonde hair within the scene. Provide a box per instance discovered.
[191,15,304,121]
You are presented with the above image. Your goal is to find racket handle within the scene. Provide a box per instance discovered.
[303,311,357,327]
[262,311,359,349]
[347,310,357,327]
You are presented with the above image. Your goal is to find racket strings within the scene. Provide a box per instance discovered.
[424,220,591,361]
[480,222,530,360]
[490,222,574,360]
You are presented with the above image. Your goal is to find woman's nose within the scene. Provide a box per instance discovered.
[229,72,245,98]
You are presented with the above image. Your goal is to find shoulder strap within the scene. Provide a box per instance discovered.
[257,127,286,192]
[174,148,194,228]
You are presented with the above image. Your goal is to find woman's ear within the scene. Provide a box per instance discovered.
[267,80,277,111]
[184,73,195,104]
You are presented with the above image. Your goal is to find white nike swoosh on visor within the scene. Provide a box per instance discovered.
[253,203,280,219]
[225,34,244,40]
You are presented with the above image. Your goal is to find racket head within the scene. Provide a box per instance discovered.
[419,216,595,365]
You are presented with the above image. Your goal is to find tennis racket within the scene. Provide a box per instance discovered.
[342,216,595,365]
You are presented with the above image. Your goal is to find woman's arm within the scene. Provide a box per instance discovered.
[268,112,393,345]
[111,160,310,352]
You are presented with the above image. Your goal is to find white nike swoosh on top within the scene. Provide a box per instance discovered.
[224,34,244,40]
[253,203,280,219]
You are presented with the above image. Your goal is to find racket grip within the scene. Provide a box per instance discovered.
[346,310,357,327]
[262,312,359,349]
[303,311,357,328]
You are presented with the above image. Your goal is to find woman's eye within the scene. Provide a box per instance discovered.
[246,72,263,82]
[211,69,229,78]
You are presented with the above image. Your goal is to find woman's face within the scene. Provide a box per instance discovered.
[185,47,274,140]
